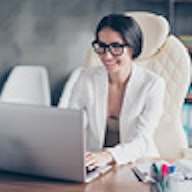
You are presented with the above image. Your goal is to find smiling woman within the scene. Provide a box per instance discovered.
[63,14,166,170]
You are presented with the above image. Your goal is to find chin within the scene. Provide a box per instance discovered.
[105,64,119,73]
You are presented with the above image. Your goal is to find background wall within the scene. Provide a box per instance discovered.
[0,0,191,105]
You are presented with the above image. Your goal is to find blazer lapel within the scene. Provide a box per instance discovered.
[93,68,108,147]
[120,65,140,140]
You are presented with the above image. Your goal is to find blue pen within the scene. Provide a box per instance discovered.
[169,165,176,174]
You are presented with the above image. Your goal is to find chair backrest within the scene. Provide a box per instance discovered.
[0,65,51,106]
[84,12,191,159]
[58,67,83,108]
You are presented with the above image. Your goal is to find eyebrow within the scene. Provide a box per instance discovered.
[98,41,124,45]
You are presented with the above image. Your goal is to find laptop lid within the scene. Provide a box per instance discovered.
[0,102,86,182]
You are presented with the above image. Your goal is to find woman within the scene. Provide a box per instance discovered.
[67,14,165,169]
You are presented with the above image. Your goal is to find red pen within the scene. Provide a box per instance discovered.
[160,163,169,192]
[161,163,169,176]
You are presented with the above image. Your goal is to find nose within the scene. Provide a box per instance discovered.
[103,48,113,59]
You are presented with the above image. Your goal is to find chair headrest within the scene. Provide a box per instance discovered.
[124,12,170,59]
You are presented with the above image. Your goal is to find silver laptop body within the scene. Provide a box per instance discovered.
[0,102,102,182]
[0,103,112,182]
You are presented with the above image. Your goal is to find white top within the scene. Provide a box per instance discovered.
[67,64,165,165]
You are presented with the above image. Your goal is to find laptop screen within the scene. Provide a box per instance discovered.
[0,103,85,182]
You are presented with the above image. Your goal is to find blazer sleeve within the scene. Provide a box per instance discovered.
[106,77,166,165]
[68,70,89,128]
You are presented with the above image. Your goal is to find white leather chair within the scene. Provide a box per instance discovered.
[58,67,83,108]
[59,12,191,159]
[0,65,51,106]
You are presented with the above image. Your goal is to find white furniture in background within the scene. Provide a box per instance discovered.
[58,67,83,108]
[0,65,51,106]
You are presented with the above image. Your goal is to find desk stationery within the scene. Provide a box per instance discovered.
[0,165,149,192]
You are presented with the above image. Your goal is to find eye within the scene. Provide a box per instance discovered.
[110,43,123,48]
[98,41,107,48]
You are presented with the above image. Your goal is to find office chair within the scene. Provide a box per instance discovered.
[0,65,51,106]
[58,67,83,108]
[59,12,191,159]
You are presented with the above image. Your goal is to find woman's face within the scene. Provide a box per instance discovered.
[97,27,133,74]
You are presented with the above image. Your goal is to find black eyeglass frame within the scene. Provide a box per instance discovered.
[92,40,129,56]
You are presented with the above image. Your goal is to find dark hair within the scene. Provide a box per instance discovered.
[95,14,143,59]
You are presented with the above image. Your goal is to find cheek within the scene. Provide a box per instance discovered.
[123,50,133,62]
[120,55,131,64]
[126,48,134,59]
[98,55,104,63]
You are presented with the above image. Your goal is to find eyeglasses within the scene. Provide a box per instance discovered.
[92,40,129,56]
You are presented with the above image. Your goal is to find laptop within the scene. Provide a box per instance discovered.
[0,102,112,183]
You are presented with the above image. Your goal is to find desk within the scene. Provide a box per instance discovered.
[0,165,149,192]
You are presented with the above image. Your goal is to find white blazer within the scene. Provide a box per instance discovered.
[68,64,165,165]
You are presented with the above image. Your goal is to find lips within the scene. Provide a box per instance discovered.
[104,61,117,66]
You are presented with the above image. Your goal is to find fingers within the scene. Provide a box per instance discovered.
[85,151,115,170]
[85,151,92,158]
[85,151,109,169]
[85,152,97,169]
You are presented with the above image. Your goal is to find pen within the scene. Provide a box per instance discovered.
[151,162,162,191]
[169,165,176,174]
[151,162,162,183]
[161,163,169,176]
[160,164,169,192]
[152,162,160,175]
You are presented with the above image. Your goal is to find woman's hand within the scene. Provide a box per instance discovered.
[85,151,115,170]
